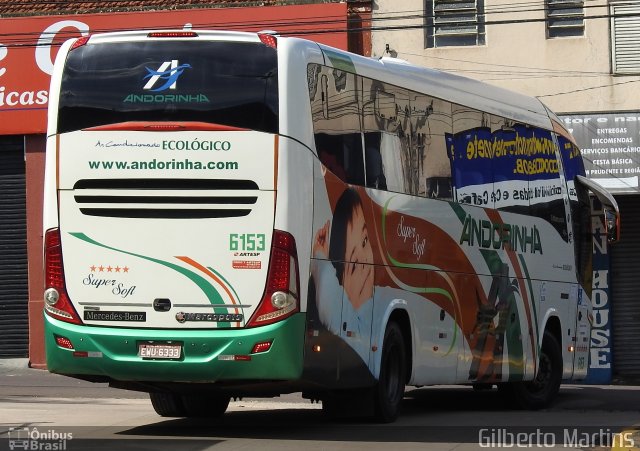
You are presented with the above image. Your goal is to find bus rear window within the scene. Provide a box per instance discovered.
[58,40,278,134]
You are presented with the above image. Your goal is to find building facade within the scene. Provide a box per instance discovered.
[370,0,640,379]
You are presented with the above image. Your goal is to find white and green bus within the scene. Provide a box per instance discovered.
[43,29,619,422]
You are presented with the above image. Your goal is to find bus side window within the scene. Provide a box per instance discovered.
[572,180,592,289]
[341,133,365,186]
[315,133,347,181]
[449,107,494,208]
[362,78,412,195]
[494,120,531,215]
[529,128,568,241]
[413,95,453,200]
[364,133,387,190]
[315,132,364,185]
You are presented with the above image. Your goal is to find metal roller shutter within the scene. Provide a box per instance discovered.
[0,136,28,357]
[611,194,640,377]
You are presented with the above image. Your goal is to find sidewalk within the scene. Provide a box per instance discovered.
[0,358,31,375]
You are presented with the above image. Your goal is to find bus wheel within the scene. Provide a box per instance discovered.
[181,394,231,418]
[149,392,187,417]
[506,330,562,409]
[374,321,406,423]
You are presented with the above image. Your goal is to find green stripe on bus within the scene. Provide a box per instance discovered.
[322,48,356,73]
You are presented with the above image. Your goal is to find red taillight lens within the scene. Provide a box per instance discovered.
[251,340,273,354]
[70,35,90,51]
[258,33,277,49]
[148,31,198,38]
[54,335,74,350]
[247,230,299,327]
[44,228,82,324]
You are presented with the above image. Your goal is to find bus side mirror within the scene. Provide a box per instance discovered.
[604,207,620,244]
[575,175,620,244]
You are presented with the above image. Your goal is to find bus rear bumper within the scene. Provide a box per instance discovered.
[44,313,306,383]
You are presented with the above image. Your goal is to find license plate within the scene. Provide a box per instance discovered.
[138,342,182,360]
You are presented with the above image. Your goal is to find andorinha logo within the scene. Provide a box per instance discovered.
[123,59,210,104]
[143,60,191,92]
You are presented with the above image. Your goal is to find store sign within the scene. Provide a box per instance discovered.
[561,112,640,193]
[585,197,612,384]
[0,4,348,135]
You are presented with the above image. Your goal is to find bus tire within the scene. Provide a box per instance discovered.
[505,330,562,410]
[181,394,230,418]
[149,391,187,417]
[374,321,406,423]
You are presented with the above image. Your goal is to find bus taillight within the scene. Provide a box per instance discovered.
[147,31,198,38]
[70,36,90,51]
[247,230,299,327]
[44,228,82,324]
[258,32,278,48]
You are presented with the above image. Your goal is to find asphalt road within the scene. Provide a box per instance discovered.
[1,358,639,451]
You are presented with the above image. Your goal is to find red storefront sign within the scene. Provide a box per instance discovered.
[0,3,347,135]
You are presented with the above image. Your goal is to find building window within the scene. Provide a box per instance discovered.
[546,0,585,38]
[426,0,486,48]
[611,2,640,74]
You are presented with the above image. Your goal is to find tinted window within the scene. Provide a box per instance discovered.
[308,63,453,197]
[58,41,278,133]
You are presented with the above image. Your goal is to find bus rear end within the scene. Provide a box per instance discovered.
[43,30,305,411]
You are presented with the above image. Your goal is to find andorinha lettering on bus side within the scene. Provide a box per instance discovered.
[459,214,543,254]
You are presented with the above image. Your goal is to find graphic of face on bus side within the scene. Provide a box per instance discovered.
[311,166,551,383]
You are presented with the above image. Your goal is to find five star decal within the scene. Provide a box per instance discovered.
[89,265,130,273]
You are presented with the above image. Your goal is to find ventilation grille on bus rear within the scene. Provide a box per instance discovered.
[72,179,259,219]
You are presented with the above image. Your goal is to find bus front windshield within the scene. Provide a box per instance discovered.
[58,40,279,134]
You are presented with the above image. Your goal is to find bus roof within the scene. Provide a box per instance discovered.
[311,41,553,130]
[76,29,553,130]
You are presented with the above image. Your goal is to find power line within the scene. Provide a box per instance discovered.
[371,0,609,19]
[536,78,640,99]
[397,51,614,77]
[0,3,638,92]
[1,3,639,48]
